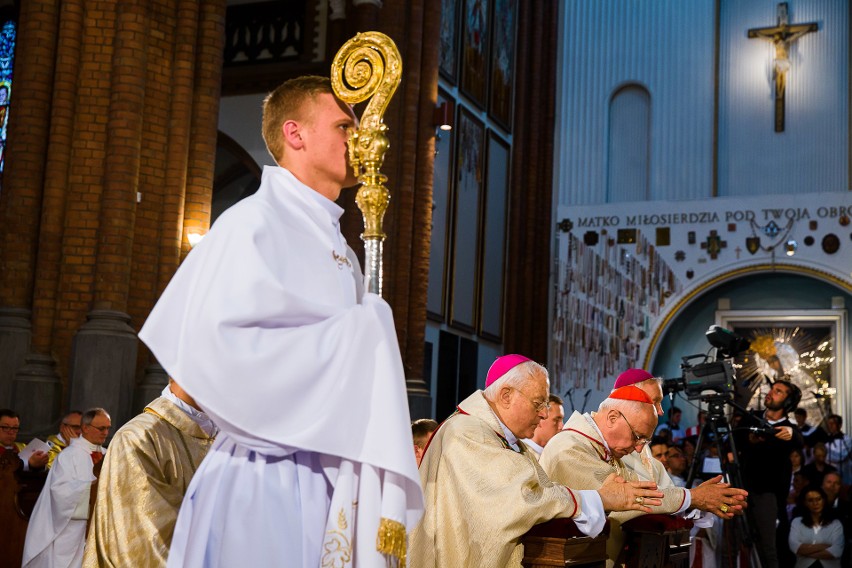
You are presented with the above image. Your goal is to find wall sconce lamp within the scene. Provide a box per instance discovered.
[433,100,454,156]
[187,231,205,248]
[433,101,454,138]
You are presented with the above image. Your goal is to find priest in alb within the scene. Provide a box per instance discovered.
[22,408,111,568]
[138,75,422,568]
[409,355,664,568]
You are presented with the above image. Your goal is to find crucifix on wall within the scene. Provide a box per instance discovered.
[747,2,818,132]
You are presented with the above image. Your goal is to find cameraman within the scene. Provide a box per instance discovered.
[735,379,804,568]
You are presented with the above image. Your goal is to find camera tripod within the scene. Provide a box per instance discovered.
[686,394,763,568]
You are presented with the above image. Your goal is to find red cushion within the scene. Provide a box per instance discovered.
[526,518,611,539]
[622,514,693,533]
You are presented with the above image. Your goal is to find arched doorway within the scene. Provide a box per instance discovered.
[213,131,261,223]
[647,269,852,426]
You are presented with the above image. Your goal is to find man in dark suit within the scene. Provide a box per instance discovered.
[0,409,48,471]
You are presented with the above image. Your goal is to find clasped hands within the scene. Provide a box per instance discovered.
[689,474,748,519]
[597,473,664,513]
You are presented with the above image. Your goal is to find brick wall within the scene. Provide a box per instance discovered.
[0,0,226,399]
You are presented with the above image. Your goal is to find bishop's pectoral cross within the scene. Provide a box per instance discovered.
[747,2,818,132]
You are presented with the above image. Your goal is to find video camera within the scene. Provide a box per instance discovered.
[662,325,751,400]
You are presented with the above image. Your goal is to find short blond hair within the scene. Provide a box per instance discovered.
[262,75,334,163]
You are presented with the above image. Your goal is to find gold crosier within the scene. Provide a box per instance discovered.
[331,32,402,296]
[330,32,408,567]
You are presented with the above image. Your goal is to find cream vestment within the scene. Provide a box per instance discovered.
[82,395,215,568]
[540,411,692,563]
[409,391,605,568]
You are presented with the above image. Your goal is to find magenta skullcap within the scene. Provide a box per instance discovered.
[613,368,655,389]
[485,354,532,388]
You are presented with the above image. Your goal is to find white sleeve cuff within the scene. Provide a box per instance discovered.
[571,489,606,538]
[677,488,692,513]
[688,510,716,528]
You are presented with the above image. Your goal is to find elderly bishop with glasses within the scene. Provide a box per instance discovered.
[409,355,665,568]
[540,369,749,565]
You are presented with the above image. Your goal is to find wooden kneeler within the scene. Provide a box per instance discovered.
[521,518,610,567]
[620,514,693,568]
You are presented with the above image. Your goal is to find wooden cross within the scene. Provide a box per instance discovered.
[747,2,818,132]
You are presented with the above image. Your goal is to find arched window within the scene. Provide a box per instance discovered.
[0,18,16,175]
[607,84,651,203]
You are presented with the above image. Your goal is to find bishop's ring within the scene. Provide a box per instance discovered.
[634,496,644,505]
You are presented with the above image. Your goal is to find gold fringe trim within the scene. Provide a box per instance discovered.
[376,517,406,568]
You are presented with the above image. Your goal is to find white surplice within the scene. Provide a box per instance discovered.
[22,437,103,568]
[139,166,423,568]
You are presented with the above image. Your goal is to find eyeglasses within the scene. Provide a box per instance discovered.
[86,425,111,432]
[511,388,550,414]
[0,425,20,432]
[62,423,82,430]
[617,411,653,447]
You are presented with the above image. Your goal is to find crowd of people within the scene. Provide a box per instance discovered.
[638,392,850,568]
[3,72,851,568]
[3,377,218,568]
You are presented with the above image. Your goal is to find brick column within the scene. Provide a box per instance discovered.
[0,0,63,416]
[31,0,84,355]
[181,0,226,259]
[154,0,200,296]
[0,0,58,310]
[93,0,146,311]
[69,0,151,427]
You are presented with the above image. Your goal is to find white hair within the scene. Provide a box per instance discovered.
[639,377,663,388]
[483,360,549,401]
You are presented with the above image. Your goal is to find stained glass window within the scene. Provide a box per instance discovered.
[0,20,16,173]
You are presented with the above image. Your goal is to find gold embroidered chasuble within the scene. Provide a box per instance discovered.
[409,391,584,568]
[82,397,215,568]
[540,411,688,563]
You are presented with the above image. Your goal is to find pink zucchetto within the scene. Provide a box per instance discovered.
[613,368,655,389]
[485,354,532,387]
